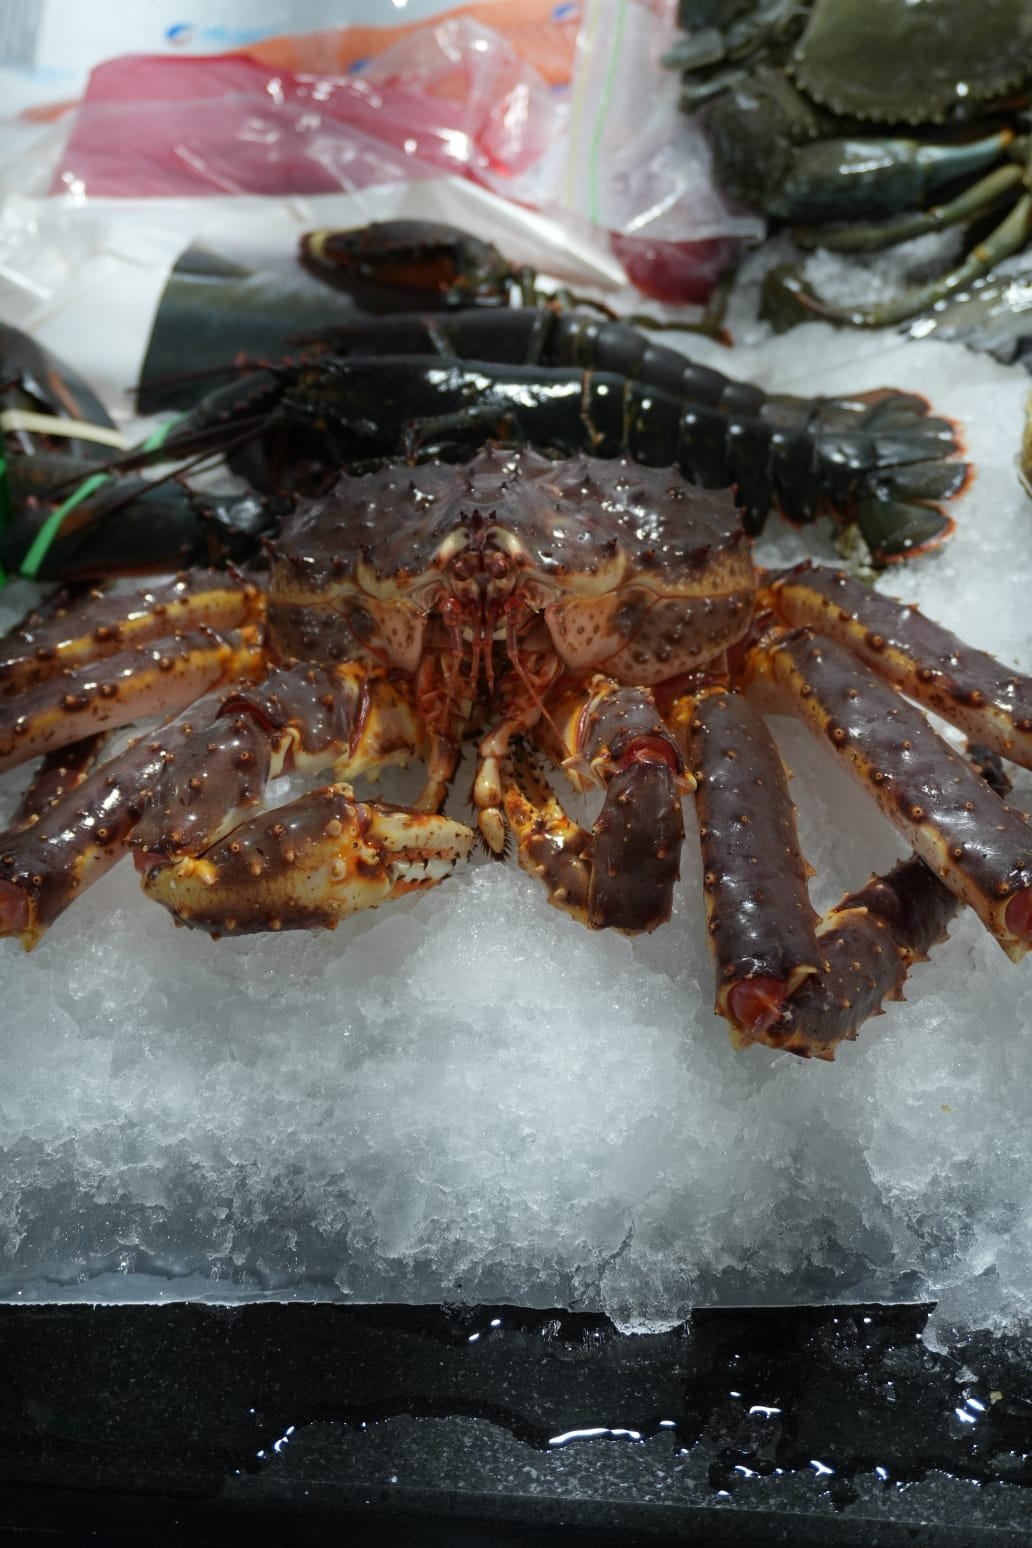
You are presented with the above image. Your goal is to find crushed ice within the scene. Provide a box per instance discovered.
[2,328,1032,1342]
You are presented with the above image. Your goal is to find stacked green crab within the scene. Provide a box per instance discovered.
[668,0,1032,331]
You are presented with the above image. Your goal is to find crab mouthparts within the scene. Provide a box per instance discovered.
[442,592,514,692]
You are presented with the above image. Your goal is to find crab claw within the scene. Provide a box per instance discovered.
[140,783,474,935]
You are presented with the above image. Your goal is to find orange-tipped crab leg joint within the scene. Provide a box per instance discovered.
[0,877,29,938]
[677,686,822,1045]
[742,630,1032,960]
[726,977,790,1042]
[1006,886,1032,945]
[142,783,474,934]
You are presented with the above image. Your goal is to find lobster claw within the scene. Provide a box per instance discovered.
[140,783,474,935]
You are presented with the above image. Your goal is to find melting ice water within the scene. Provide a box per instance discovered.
[2,329,1032,1340]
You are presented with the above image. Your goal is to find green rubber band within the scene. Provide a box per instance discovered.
[139,415,182,455]
[15,414,184,583]
[19,469,113,580]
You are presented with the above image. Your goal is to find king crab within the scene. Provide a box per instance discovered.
[2,447,1032,1060]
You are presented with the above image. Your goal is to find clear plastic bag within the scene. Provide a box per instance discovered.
[34,0,758,302]
[50,17,568,202]
[564,0,763,300]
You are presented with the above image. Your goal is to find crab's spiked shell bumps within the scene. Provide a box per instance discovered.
[265,449,759,686]
[790,0,1032,124]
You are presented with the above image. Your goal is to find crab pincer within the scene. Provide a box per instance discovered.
[129,660,473,934]
[504,678,693,933]
[141,783,474,934]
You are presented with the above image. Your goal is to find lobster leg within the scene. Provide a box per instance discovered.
[502,676,693,933]
[133,661,474,935]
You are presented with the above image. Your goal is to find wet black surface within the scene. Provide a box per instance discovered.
[3,1300,1032,1543]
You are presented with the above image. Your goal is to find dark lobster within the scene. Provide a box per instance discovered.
[0,324,290,585]
[0,221,967,583]
[128,322,966,567]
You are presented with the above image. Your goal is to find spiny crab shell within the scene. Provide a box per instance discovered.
[5,445,1032,1060]
[265,447,757,691]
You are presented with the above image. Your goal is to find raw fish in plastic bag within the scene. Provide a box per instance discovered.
[49,17,568,201]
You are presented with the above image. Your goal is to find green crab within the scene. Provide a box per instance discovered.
[668,0,1032,327]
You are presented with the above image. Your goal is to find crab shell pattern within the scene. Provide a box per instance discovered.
[2,447,1032,1060]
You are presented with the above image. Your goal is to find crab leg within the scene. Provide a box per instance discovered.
[9,732,111,830]
[792,161,1026,255]
[673,685,823,1043]
[740,631,1032,959]
[131,661,431,865]
[0,661,429,947]
[504,677,693,933]
[759,748,1013,1061]
[501,745,594,919]
[0,629,264,773]
[759,855,963,1062]
[788,160,1032,329]
[0,692,226,948]
[0,568,263,699]
[133,660,475,934]
[766,563,1032,768]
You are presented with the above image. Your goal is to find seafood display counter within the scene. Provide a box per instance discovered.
[4,227,1032,1541]
[6,1300,1032,1544]
[3,6,1032,1530]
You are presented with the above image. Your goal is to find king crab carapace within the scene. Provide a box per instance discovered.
[2,447,1031,1060]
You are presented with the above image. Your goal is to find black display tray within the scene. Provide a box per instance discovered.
[3,1300,1032,1544]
